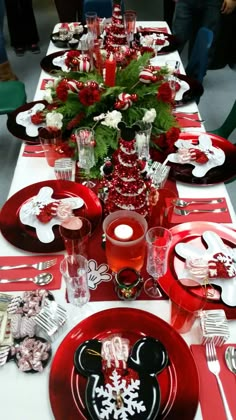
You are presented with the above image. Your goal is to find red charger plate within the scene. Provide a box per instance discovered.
[49,308,199,420]
[159,222,236,318]
[0,180,102,253]
[168,132,236,185]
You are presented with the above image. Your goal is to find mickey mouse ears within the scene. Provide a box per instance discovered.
[118,121,140,141]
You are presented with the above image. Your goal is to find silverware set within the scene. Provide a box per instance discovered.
[173,197,226,216]
[0,258,57,286]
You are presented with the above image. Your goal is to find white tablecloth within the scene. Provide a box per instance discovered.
[0,21,235,420]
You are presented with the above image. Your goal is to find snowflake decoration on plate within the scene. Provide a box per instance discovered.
[95,369,146,420]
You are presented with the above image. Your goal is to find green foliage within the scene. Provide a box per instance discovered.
[48,56,177,174]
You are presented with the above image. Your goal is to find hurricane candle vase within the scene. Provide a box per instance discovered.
[103,210,148,273]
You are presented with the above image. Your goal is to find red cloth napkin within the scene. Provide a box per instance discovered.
[173,112,202,128]
[0,255,63,292]
[165,197,232,226]
[23,144,44,157]
[191,344,236,420]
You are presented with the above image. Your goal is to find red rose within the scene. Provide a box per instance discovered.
[56,80,69,102]
[157,82,173,103]
[31,112,45,125]
[166,126,181,153]
[79,87,101,106]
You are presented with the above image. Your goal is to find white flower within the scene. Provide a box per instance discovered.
[93,113,106,122]
[101,110,122,128]
[46,112,63,129]
[142,108,156,123]
[43,88,53,104]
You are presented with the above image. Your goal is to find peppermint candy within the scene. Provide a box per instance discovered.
[139,68,156,84]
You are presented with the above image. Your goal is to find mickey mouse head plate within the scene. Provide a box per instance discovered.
[74,336,168,420]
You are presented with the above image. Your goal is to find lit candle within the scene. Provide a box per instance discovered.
[114,224,133,240]
[105,54,116,87]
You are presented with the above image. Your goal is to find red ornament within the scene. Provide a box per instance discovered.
[77,81,84,89]
[130,94,138,102]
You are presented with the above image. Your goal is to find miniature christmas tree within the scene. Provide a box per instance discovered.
[103,122,151,216]
[105,0,127,51]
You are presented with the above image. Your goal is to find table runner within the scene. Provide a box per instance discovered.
[84,180,177,302]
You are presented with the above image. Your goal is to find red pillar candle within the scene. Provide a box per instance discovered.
[105,54,116,87]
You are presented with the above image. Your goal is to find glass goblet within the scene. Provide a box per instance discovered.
[144,226,172,298]
[75,127,95,188]
[124,10,137,46]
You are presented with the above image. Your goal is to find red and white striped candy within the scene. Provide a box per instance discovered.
[66,80,81,93]
[117,93,133,110]
[139,68,155,84]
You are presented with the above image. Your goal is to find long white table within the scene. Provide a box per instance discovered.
[0,21,235,420]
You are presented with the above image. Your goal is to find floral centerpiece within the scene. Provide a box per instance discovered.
[32,53,180,177]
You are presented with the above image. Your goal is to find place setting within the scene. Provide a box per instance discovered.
[165,132,236,185]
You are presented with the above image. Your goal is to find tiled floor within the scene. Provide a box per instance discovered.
[0,0,235,210]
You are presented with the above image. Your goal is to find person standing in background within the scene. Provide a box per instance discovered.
[54,0,84,23]
[0,0,17,79]
[4,0,40,56]
[172,0,236,66]
[163,0,176,30]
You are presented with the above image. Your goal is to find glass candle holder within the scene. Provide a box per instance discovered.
[114,267,143,300]
[135,121,152,160]
[103,210,148,273]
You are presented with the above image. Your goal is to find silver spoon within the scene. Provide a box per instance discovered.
[225,346,236,375]
[174,207,227,216]
[173,198,224,208]
[0,272,53,286]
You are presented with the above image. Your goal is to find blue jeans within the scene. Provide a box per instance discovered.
[172,0,222,58]
[0,0,8,63]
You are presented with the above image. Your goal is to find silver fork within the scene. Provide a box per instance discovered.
[206,342,233,420]
[0,258,57,271]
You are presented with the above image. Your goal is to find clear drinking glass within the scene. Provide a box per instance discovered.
[144,226,172,298]
[85,11,98,39]
[124,10,137,46]
[135,121,152,160]
[75,127,95,188]
[60,254,90,307]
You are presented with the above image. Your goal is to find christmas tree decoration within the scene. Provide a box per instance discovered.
[103,122,151,216]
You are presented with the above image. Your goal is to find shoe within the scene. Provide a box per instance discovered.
[14,47,25,56]
[30,44,40,54]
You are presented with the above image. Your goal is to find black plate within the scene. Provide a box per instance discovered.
[168,132,236,185]
[175,73,204,106]
[40,50,72,74]
[137,30,180,54]
[51,31,83,49]
[7,100,48,144]
[73,336,168,420]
